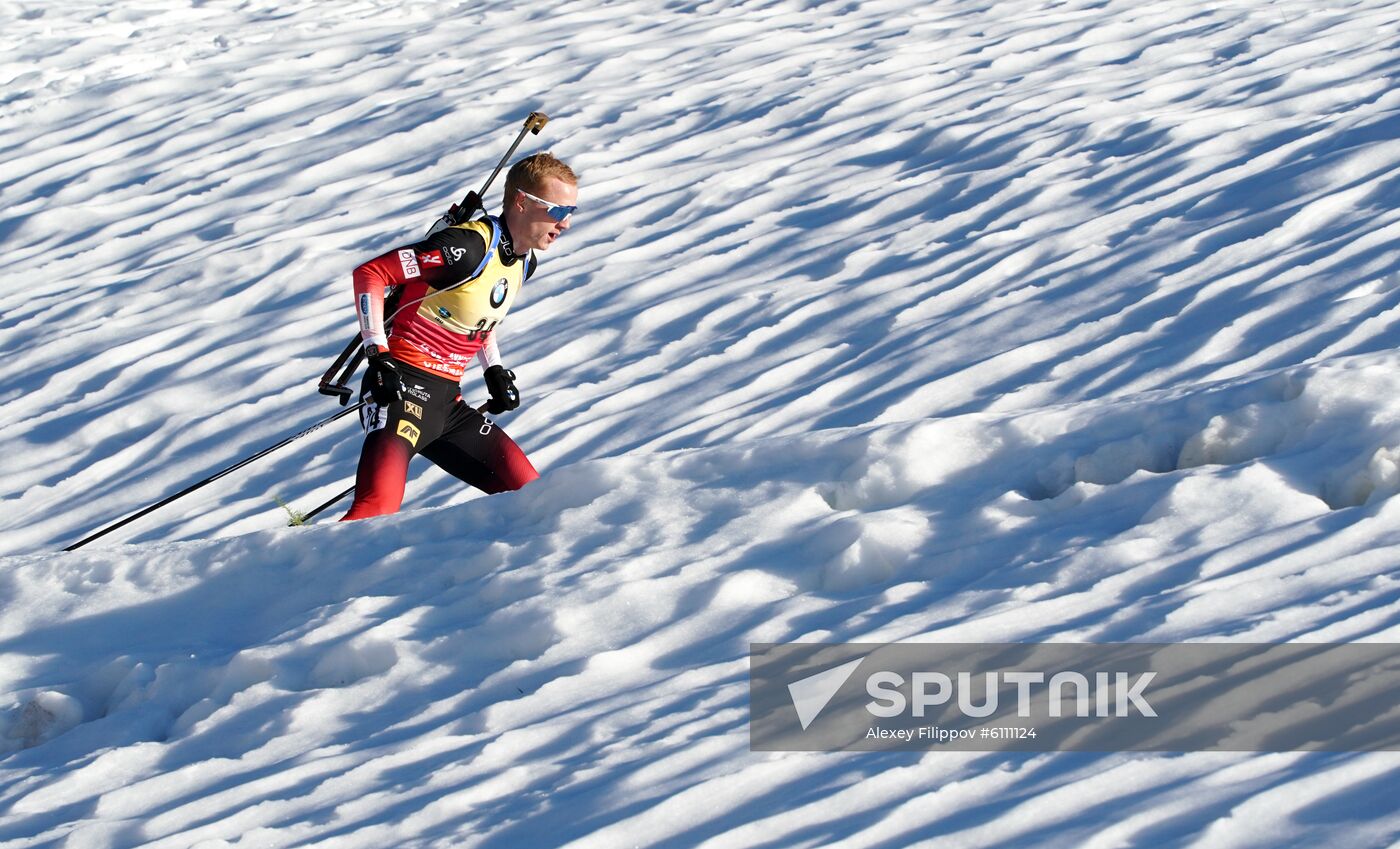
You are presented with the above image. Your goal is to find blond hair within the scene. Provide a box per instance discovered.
[503,152,577,208]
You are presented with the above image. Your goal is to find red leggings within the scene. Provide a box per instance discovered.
[341,365,539,521]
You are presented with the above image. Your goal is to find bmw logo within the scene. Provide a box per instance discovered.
[490,278,509,308]
[437,306,451,319]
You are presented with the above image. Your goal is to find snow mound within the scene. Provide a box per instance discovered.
[4,357,1400,845]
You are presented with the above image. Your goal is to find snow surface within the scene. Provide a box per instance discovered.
[3,0,1400,845]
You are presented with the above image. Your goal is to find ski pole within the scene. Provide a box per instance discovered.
[318,343,365,405]
[65,401,366,551]
[319,289,403,405]
[301,485,356,523]
[317,338,361,404]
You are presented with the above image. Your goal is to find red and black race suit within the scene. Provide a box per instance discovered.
[354,219,537,381]
[341,361,540,520]
[342,218,541,520]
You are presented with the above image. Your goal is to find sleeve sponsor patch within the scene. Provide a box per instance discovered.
[420,250,444,267]
[398,248,421,279]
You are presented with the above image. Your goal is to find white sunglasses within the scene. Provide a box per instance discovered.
[518,189,577,222]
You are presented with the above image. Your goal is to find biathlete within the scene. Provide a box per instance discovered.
[340,153,578,520]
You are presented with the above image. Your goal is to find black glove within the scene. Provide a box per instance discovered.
[366,348,404,406]
[483,365,520,414]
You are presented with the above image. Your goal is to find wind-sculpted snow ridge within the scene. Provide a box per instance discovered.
[4,355,1400,847]
[3,0,1400,555]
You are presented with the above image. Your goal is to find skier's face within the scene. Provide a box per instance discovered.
[510,177,577,253]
